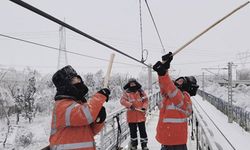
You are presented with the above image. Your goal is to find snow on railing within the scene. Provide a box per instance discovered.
[197,90,250,131]
[96,91,161,150]
[192,104,223,150]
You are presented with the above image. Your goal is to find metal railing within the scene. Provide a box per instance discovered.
[191,104,224,150]
[97,89,246,150]
[96,91,161,150]
[197,90,250,131]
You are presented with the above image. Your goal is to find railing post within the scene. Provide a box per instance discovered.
[112,118,116,144]
[100,126,104,150]
[202,72,205,100]
[196,118,199,150]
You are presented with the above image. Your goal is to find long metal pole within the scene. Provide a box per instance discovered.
[172,1,249,56]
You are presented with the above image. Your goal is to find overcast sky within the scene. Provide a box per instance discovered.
[0,0,249,77]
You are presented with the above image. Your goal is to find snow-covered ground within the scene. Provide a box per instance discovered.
[0,99,123,150]
[192,95,250,150]
[0,114,51,150]
[1,82,250,149]
[121,95,250,150]
[121,110,196,150]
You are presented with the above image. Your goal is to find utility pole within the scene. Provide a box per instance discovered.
[148,64,152,94]
[57,23,68,69]
[228,62,233,123]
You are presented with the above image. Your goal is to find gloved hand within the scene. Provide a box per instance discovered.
[141,108,146,112]
[96,106,106,124]
[153,61,166,76]
[98,88,110,102]
[130,105,135,111]
[161,52,173,69]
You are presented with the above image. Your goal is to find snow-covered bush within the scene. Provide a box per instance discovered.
[0,87,14,119]
[34,88,54,114]
[15,128,34,147]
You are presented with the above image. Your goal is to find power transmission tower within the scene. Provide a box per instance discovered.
[57,24,68,69]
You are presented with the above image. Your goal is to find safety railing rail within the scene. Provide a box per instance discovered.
[197,90,250,131]
[191,104,223,150]
[96,91,161,150]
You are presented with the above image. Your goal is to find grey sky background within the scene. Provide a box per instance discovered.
[0,0,249,77]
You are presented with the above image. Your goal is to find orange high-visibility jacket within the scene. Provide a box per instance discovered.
[120,90,148,123]
[49,93,106,150]
[156,73,192,146]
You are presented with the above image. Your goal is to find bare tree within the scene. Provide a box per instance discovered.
[23,72,36,123]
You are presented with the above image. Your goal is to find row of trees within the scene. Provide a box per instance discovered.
[0,68,151,124]
[0,68,46,124]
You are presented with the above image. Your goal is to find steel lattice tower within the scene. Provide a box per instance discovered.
[57,25,68,69]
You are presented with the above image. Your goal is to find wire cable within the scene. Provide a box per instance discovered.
[9,0,150,68]
[0,33,141,67]
[144,0,166,53]
[202,68,228,81]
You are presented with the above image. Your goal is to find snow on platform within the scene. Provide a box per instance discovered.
[122,110,196,150]
[192,95,250,150]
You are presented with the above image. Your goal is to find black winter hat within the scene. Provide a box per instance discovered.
[52,65,78,88]
[174,76,199,96]
[123,78,142,90]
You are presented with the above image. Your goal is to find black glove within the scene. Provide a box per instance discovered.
[96,106,106,124]
[130,105,135,111]
[153,61,166,76]
[98,88,110,102]
[161,52,173,69]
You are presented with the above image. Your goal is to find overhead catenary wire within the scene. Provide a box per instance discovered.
[202,68,228,81]
[0,33,142,67]
[173,59,234,65]
[144,0,166,53]
[9,0,150,68]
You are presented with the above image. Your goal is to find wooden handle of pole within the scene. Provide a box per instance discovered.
[135,108,158,116]
[162,1,249,64]
[135,108,145,112]
[103,53,115,88]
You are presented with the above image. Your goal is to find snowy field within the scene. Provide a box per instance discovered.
[1,82,250,149]
[0,100,124,150]
[202,81,250,112]
[0,114,51,150]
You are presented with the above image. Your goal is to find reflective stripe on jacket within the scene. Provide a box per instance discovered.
[120,90,148,123]
[49,93,106,150]
[156,73,192,146]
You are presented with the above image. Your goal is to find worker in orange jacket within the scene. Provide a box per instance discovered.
[153,52,199,150]
[120,78,149,150]
[49,65,110,150]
